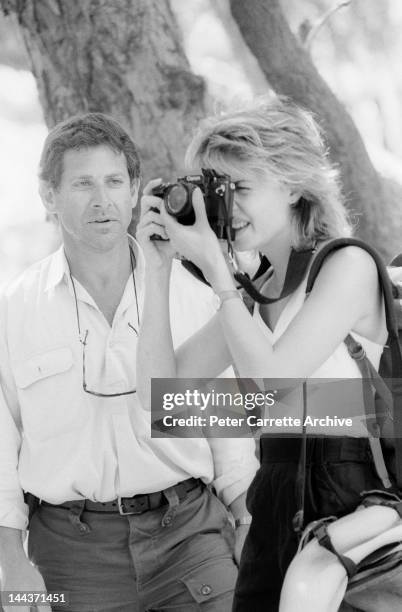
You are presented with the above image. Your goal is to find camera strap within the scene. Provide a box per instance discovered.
[181,245,316,305]
[232,247,316,304]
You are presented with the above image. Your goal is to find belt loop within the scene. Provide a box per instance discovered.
[161,486,180,527]
[68,500,91,534]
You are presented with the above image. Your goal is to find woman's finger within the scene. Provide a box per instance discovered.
[191,187,209,228]
[137,210,164,229]
[142,177,164,196]
[159,204,180,233]
[140,194,164,215]
[137,222,169,241]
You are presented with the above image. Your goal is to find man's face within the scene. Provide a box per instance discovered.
[45,145,138,252]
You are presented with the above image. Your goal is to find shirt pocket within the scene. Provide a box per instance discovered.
[14,347,74,389]
[13,347,77,439]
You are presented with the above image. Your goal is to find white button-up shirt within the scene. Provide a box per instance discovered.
[0,239,258,530]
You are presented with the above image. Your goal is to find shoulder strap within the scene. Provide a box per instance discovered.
[390,253,402,268]
[306,238,400,345]
[313,522,357,578]
[306,237,402,490]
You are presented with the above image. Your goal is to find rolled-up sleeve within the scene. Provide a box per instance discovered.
[0,294,28,530]
[209,437,259,507]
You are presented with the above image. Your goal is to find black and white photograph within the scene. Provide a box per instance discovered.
[0,1,401,611]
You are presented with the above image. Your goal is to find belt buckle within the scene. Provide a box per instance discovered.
[117,496,138,516]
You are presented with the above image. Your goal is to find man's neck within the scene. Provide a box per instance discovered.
[63,238,134,326]
[64,238,132,290]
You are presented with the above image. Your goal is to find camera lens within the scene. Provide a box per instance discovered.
[165,184,189,216]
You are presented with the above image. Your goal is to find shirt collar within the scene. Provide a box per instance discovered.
[45,244,68,293]
[44,235,145,293]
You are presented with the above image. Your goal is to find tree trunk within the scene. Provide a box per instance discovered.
[0,0,206,185]
[229,0,402,260]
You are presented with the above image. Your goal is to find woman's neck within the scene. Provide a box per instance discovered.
[260,233,293,292]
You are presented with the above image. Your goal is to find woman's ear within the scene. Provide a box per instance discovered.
[289,190,301,205]
[39,181,58,215]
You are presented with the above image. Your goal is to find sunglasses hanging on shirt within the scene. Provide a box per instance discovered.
[68,247,140,398]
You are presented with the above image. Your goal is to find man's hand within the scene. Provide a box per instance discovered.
[1,556,50,612]
[0,527,50,612]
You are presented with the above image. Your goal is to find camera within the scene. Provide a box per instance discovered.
[152,169,236,240]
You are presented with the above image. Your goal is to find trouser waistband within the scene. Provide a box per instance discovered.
[26,477,204,517]
[260,436,371,464]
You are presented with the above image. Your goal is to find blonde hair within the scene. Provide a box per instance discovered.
[185,96,352,249]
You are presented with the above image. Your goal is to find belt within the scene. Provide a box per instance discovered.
[260,436,371,464]
[39,477,203,516]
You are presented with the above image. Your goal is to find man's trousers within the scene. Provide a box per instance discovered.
[28,486,237,611]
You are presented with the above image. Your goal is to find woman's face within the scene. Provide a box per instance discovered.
[220,164,296,253]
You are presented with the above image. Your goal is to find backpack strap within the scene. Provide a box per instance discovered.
[359,490,402,518]
[390,254,402,268]
[306,238,399,340]
[344,333,393,490]
[306,237,402,490]
[313,522,358,578]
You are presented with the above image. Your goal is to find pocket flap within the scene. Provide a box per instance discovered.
[14,347,74,389]
[180,558,237,603]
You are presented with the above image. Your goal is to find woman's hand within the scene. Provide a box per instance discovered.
[136,179,176,271]
[160,187,228,284]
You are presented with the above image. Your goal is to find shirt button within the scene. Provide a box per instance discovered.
[200,584,212,596]
[163,515,172,525]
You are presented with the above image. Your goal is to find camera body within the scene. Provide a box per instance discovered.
[152,169,236,240]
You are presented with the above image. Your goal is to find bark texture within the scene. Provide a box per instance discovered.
[0,0,206,183]
[229,0,402,260]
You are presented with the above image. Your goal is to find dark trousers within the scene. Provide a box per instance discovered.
[27,486,237,611]
[233,437,383,612]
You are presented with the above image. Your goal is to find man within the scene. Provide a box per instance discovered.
[0,113,258,612]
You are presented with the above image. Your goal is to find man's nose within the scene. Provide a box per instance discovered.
[91,183,110,207]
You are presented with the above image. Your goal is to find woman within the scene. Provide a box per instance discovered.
[136,97,387,611]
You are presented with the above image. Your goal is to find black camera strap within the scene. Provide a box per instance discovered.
[181,253,270,286]
[232,247,315,304]
[181,245,315,305]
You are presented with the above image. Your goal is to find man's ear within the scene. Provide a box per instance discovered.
[39,181,58,214]
[130,178,140,210]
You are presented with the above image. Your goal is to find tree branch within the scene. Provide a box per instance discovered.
[229,0,402,258]
[300,1,352,51]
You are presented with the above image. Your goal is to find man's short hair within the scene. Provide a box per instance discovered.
[39,112,141,189]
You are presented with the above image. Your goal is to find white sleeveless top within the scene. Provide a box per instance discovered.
[253,275,385,436]
[254,274,384,376]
